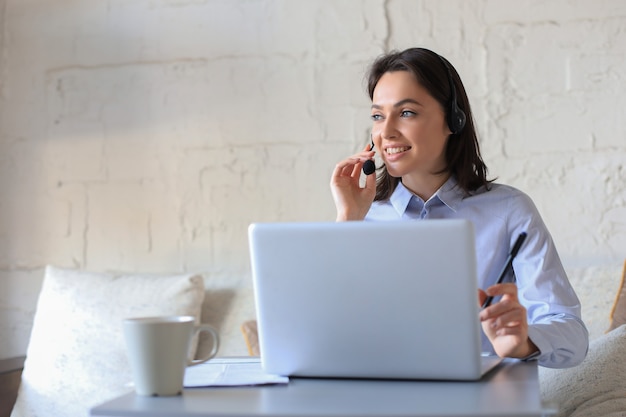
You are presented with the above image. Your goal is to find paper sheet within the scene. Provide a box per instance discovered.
[183,357,289,387]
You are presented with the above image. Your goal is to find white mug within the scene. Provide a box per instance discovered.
[123,315,220,396]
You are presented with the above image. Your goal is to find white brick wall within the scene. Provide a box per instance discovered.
[1,0,625,358]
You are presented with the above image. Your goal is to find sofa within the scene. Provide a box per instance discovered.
[537,260,626,417]
[7,266,256,417]
[4,261,626,417]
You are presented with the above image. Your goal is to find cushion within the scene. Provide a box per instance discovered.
[240,320,260,356]
[11,266,206,417]
[607,260,626,332]
[539,324,626,417]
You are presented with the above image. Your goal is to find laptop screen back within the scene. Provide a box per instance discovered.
[248,219,486,380]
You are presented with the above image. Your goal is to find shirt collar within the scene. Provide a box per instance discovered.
[389,176,464,216]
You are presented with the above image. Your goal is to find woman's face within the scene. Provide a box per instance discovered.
[370,70,450,181]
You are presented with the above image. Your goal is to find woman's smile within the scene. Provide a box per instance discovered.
[385,146,412,155]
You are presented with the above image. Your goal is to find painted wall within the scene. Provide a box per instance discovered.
[1,0,625,358]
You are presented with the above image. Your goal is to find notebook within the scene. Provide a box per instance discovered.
[248,219,502,381]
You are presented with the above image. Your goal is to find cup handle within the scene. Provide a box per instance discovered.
[188,324,220,366]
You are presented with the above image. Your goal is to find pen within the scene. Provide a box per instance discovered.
[481,232,527,309]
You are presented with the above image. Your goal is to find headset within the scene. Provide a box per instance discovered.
[437,54,466,135]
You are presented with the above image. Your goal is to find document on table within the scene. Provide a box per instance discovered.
[183,357,289,387]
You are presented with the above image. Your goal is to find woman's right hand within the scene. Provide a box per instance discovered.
[330,144,377,221]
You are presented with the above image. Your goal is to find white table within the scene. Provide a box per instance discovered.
[91,359,545,417]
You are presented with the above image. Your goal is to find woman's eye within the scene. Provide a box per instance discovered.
[401,110,416,117]
[370,114,383,121]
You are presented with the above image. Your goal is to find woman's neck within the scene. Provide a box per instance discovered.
[401,172,450,201]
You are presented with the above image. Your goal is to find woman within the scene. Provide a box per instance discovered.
[330,47,588,368]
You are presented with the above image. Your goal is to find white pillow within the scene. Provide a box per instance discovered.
[11,266,206,417]
[539,324,626,417]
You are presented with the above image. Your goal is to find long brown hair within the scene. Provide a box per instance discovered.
[366,48,492,201]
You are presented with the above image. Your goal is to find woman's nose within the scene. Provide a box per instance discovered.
[380,117,398,139]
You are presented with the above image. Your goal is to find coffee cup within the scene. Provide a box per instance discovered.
[123,315,219,396]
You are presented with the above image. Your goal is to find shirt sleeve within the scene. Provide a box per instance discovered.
[509,192,589,368]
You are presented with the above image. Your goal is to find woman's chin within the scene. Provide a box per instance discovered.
[384,164,405,178]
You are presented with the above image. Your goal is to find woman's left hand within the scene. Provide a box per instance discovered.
[478,283,538,358]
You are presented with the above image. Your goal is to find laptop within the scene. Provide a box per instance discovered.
[248,219,502,381]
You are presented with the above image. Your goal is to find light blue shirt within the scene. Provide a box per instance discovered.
[366,177,588,368]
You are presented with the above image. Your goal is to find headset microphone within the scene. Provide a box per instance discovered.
[362,140,376,175]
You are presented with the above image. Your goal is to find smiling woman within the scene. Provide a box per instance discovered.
[329,47,589,369]
[365,48,486,202]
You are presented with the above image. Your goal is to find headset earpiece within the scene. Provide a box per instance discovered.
[437,55,466,135]
[448,97,466,135]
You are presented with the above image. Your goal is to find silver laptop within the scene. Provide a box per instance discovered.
[248,219,502,381]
